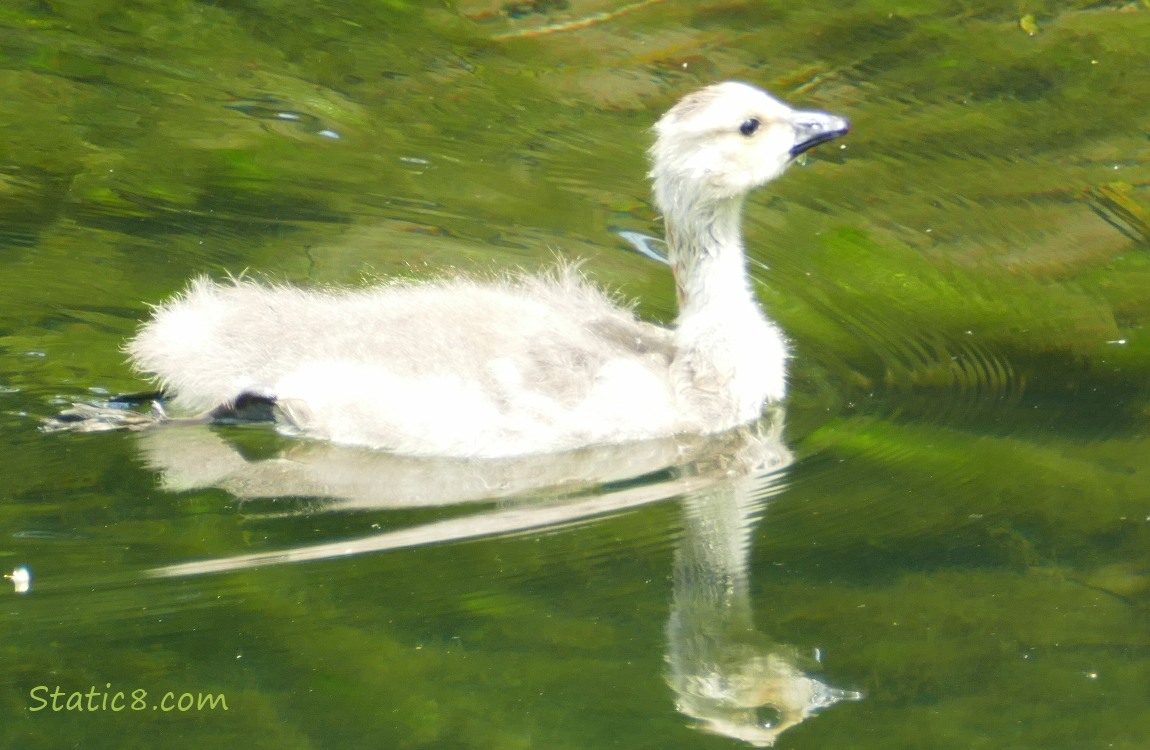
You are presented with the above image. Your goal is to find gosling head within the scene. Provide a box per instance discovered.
[650,81,849,215]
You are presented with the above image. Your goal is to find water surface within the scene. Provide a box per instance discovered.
[2,1,1149,748]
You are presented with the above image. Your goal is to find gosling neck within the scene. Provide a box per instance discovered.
[665,196,761,324]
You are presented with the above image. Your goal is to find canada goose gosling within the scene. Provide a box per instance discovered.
[127,82,849,458]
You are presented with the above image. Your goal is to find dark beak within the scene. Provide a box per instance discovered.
[789,110,850,158]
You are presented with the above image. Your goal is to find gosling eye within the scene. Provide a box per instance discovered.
[739,118,760,137]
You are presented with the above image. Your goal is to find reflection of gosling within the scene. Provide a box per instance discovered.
[668,645,860,747]
[667,482,859,746]
[128,83,848,458]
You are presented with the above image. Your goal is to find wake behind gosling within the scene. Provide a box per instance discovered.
[128,82,849,458]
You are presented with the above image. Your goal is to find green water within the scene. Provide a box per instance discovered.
[2,1,1150,748]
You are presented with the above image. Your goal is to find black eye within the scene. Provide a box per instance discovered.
[739,118,760,137]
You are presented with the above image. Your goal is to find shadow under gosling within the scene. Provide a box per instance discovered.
[128,82,849,458]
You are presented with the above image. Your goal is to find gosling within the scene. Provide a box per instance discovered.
[128,82,849,458]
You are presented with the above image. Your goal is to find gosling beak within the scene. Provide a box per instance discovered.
[789,110,850,158]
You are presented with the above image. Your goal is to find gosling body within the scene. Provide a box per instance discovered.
[128,82,848,458]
